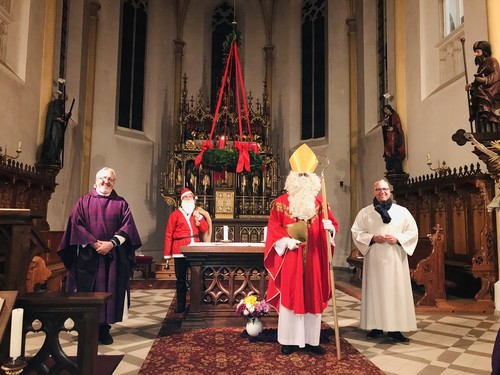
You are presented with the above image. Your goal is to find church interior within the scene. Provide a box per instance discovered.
[1,0,500,373]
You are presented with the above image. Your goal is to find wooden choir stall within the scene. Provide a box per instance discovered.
[348,164,497,313]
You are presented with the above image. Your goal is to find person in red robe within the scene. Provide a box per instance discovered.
[58,167,142,345]
[164,188,209,313]
[264,144,339,355]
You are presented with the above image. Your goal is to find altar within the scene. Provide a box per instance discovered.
[180,242,277,328]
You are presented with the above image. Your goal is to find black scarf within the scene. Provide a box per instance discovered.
[373,197,392,224]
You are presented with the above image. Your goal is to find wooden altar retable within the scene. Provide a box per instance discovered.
[181,243,277,328]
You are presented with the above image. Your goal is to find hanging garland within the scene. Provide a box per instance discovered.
[201,148,263,172]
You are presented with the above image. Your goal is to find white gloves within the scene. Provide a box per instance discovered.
[323,219,336,245]
[274,237,301,256]
[323,219,335,233]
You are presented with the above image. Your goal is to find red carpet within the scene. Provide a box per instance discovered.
[139,301,384,374]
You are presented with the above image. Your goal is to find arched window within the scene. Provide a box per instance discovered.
[301,0,326,140]
[211,2,234,111]
[117,0,148,131]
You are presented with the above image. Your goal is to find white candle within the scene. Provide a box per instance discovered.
[263,226,267,242]
[427,153,431,164]
[17,141,22,151]
[10,308,23,359]
[223,225,229,241]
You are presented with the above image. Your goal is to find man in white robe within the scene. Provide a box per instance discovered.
[351,179,418,344]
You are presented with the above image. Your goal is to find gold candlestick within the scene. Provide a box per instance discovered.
[1,357,27,375]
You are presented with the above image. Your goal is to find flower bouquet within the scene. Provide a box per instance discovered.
[235,295,270,322]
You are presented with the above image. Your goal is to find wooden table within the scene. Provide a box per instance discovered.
[181,243,277,328]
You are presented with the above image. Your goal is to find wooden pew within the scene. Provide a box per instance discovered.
[410,225,446,307]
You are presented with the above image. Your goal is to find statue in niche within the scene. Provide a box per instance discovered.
[202,171,211,194]
[252,174,260,195]
[240,174,249,195]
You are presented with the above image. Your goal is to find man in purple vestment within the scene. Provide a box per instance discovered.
[58,167,142,345]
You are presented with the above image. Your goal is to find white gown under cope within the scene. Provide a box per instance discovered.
[351,203,418,332]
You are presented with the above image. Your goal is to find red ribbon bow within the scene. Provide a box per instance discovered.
[194,140,213,167]
[235,141,251,173]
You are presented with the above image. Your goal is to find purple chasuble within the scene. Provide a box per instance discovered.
[58,188,142,324]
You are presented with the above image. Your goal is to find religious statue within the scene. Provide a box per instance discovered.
[465,41,500,132]
[252,174,260,195]
[40,93,74,166]
[240,174,248,195]
[381,104,406,174]
[202,171,211,194]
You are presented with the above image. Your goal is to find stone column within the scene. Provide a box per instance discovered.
[80,1,101,195]
[346,13,359,222]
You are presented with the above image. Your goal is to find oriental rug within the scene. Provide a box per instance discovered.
[139,301,384,375]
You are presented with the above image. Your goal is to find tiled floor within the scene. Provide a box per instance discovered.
[24,271,499,375]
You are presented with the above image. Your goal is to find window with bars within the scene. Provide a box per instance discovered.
[117,0,148,131]
[301,0,326,141]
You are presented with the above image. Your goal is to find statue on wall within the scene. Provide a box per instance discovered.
[40,90,74,166]
[381,104,406,174]
[465,40,500,132]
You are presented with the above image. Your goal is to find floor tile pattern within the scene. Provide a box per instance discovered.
[24,277,498,374]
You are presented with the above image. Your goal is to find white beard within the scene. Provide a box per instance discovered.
[285,172,321,220]
[181,200,195,214]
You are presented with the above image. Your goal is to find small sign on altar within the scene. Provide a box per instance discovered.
[215,189,235,218]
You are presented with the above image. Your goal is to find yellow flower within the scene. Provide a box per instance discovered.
[243,295,257,306]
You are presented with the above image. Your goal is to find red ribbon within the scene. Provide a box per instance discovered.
[235,141,251,173]
[194,140,213,167]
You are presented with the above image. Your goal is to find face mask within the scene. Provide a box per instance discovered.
[181,199,195,214]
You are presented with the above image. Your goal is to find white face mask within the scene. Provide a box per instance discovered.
[181,199,195,214]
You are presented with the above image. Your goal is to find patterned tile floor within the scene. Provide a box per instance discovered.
[24,270,499,375]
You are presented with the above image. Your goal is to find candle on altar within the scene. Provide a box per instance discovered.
[10,308,23,359]
[17,141,22,152]
[263,226,267,242]
[427,153,431,164]
[223,225,229,241]
[218,135,226,149]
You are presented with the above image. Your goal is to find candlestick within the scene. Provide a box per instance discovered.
[223,225,229,241]
[10,308,23,360]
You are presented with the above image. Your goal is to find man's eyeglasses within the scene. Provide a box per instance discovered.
[298,173,309,177]
[374,187,389,192]
[99,176,115,183]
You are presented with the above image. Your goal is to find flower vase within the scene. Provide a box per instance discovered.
[245,318,263,337]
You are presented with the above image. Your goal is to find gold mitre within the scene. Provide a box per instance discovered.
[289,144,318,172]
